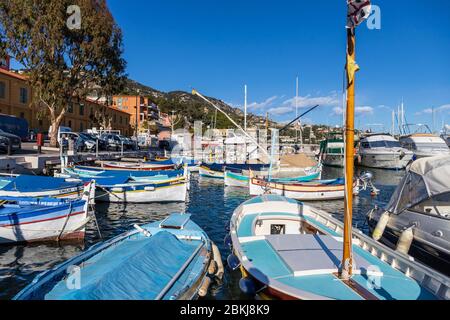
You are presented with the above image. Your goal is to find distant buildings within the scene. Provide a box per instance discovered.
[111,95,161,135]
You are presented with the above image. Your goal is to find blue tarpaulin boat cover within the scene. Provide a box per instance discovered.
[0,175,81,192]
[45,231,199,300]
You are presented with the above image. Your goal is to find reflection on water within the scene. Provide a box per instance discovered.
[0,167,405,300]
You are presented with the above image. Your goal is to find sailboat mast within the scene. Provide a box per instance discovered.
[296,76,299,143]
[244,85,248,132]
[341,27,356,279]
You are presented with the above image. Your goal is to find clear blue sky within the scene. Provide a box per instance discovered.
[36,1,450,130]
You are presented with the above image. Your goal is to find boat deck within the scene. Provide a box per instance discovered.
[236,209,436,300]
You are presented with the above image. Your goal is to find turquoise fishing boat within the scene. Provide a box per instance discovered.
[14,213,223,300]
[227,195,450,300]
[224,170,321,188]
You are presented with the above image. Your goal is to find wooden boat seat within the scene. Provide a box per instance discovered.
[160,214,192,229]
[266,234,383,277]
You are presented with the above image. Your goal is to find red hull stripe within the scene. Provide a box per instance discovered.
[0,211,85,227]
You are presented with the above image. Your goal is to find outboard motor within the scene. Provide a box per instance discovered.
[358,171,380,196]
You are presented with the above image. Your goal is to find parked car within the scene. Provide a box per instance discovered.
[82,133,108,151]
[75,133,97,152]
[0,129,22,154]
[0,114,29,141]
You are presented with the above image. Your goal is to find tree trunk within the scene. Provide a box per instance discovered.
[49,107,66,148]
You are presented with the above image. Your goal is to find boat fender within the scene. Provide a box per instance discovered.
[212,242,224,280]
[372,211,390,241]
[144,186,155,191]
[224,234,232,247]
[208,260,218,275]
[198,276,211,298]
[239,277,256,297]
[227,254,241,271]
[396,226,414,255]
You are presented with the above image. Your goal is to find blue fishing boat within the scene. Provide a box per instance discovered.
[227,195,450,300]
[199,163,270,179]
[58,166,185,182]
[0,181,95,244]
[0,174,85,199]
[14,213,223,300]
[56,167,189,203]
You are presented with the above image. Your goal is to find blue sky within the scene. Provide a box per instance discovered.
[16,0,450,130]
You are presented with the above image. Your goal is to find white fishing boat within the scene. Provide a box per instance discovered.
[249,177,359,201]
[95,177,188,203]
[358,134,414,169]
[0,181,95,244]
[400,134,450,159]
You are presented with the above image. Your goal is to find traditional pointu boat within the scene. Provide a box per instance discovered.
[227,195,450,300]
[0,181,95,244]
[14,213,223,300]
[224,163,323,188]
[199,163,270,179]
[249,177,358,201]
[0,175,84,199]
[97,161,177,171]
[95,177,188,203]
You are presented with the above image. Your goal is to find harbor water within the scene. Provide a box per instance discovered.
[0,166,404,300]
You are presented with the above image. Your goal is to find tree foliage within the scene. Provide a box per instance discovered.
[0,0,126,146]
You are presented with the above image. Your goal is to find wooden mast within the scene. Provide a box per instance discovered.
[341,27,356,280]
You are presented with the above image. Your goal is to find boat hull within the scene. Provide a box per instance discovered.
[359,152,413,169]
[322,154,344,167]
[199,166,224,179]
[96,181,187,203]
[224,171,249,187]
[0,201,88,244]
[249,178,358,200]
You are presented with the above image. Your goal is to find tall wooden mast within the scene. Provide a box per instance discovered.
[341,27,356,279]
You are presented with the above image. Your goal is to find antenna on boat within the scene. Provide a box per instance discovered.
[341,0,372,280]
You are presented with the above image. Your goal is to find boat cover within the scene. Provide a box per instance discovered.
[387,155,450,214]
[45,231,199,300]
[0,175,82,192]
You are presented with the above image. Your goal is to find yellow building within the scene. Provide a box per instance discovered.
[0,67,131,136]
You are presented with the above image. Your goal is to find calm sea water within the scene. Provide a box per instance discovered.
[0,167,404,300]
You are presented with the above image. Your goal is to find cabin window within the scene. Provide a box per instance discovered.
[19,88,28,103]
[270,224,286,235]
[410,192,450,219]
[361,142,370,149]
[0,81,5,99]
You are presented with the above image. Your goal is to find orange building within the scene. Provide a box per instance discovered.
[0,66,131,136]
[112,95,160,134]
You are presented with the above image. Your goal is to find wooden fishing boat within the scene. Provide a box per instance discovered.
[199,163,271,179]
[227,195,450,300]
[249,177,358,200]
[95,177,188,203]
[97,161,177,171]
[0,181,95,244]
[57,166,185,182]
[224,166,322,188]
[0,174,85,199]
[14,213,223,300]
